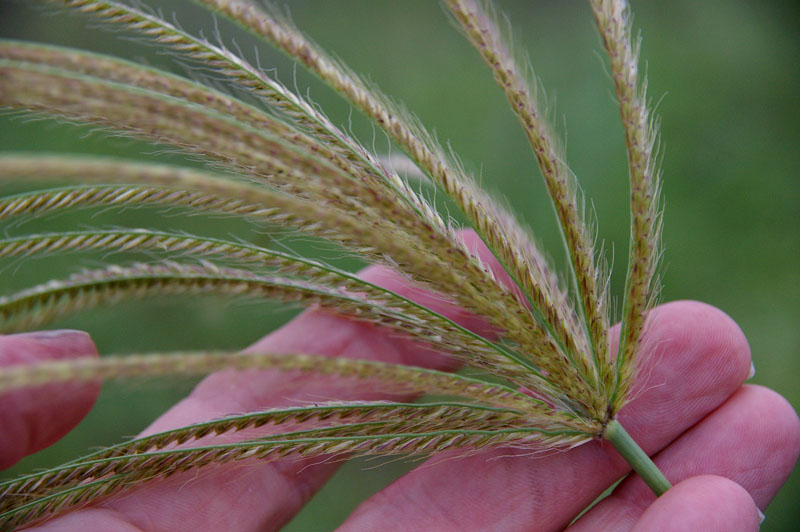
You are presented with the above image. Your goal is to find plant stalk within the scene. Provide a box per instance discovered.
[604,418,671,496]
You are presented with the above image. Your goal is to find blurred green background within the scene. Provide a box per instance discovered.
[1,0,798,530]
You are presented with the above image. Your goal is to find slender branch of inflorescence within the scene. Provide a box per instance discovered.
[0,185,269,221]
[444,0,610,416]
[589,0,662,413]
[0,352,555,413]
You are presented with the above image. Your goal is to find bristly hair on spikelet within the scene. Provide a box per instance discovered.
[0,0,668,528]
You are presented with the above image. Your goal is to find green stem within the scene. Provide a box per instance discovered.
[604,418,671,496]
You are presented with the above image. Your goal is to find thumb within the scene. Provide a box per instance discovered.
[632,475,762,532]
[0,330,100,469]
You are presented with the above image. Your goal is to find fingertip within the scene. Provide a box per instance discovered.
[728,385,800,508]
[632,475,761,532]
[619,301,753,444]
[645,300,752,385]
[0,329,101,469]
[734,385,800,438]
[0,329,97,365]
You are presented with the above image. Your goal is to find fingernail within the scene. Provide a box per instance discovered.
[17,329,90,343]
[757,507,765,524]
[748,361,756,380]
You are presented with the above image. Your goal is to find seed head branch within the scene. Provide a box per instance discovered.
[445,0,611,415]
[590,0,662,412]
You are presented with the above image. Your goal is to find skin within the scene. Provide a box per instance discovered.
[1,233,798,531]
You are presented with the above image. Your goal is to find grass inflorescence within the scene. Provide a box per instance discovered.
[0,0,668,528]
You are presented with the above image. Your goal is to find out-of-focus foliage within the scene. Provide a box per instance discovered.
[0,1,797,529]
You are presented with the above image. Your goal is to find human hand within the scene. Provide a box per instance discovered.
[2,238,798,531]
